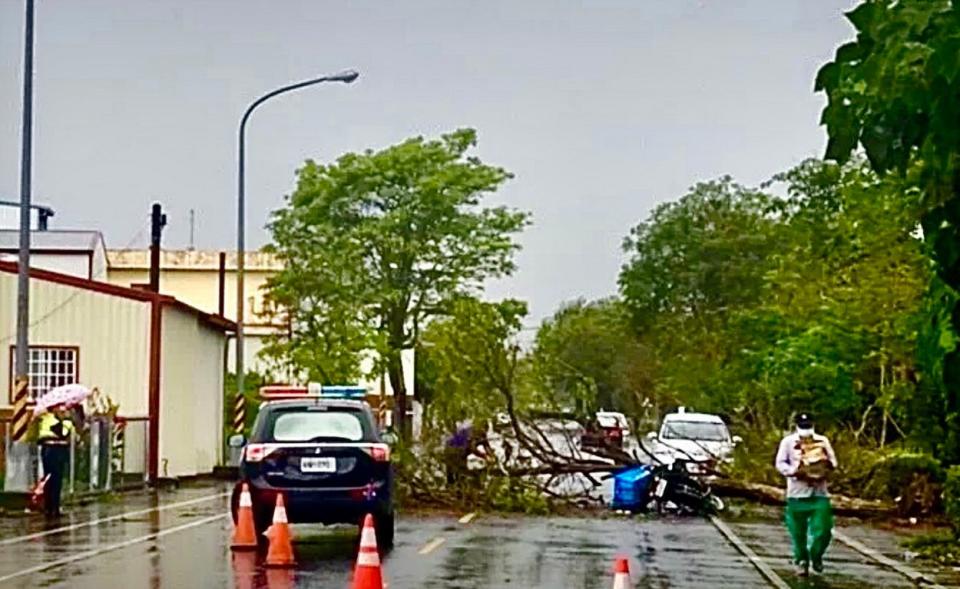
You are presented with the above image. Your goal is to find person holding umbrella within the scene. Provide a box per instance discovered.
[36,403,76,517]
[32,383,92,517]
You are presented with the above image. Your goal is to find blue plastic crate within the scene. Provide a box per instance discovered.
[611,465,654,511]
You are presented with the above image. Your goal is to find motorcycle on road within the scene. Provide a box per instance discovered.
[648,459,725,515]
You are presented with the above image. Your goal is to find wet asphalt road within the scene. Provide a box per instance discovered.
[0,483,948,588]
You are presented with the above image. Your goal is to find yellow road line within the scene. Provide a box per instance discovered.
[458,512,477,525]
[418,536,446,555]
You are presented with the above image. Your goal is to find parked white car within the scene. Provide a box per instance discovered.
[647,408,741,471]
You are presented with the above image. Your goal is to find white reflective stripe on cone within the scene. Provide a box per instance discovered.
[239,492,252,508]
[360,526,378,548]
[357,549,380,567]
[273,508,288,524]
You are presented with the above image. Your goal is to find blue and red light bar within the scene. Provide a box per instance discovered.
[259,384,369,400]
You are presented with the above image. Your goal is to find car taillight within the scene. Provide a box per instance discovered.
[244,443,276,462]
[365,444,390,462]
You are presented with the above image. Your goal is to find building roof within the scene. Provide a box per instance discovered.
[0,229,105,253]
[0,260,235,332]
[107,249,283,271]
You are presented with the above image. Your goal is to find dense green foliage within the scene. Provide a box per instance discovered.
[818,0,960,461]
[614,159,932,444]
[416,296,531,430]
[945,466,960,535]
[264,129,529,435]
[530,298,652,418]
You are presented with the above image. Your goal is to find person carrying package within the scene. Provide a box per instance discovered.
[774,412,838,577]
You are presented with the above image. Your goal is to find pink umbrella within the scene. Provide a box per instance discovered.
[32,383,92,416]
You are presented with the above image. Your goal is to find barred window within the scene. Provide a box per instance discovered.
[9,346,79,402]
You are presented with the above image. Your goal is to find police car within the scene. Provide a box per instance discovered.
[228,385,395,546]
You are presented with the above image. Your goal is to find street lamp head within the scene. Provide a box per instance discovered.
[328,69,360,83]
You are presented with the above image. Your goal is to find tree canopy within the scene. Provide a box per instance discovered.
[264,129,530,434]
[817,0,960,459]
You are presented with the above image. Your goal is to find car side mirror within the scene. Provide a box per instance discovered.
[646,432,658,441]
[228,434,246,449]
[732,435,743,445]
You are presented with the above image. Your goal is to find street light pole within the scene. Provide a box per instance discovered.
[7,0,36,493]
[233,70,359,443]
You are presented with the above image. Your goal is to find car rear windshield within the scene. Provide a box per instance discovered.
[264,408,370,442]
[662,421,729,442]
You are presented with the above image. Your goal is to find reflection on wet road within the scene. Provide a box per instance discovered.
[0,483,952,588]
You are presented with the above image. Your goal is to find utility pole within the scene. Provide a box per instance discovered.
[149,203,167,293]
[188,209,196,251]
[6,0,36,494]
[146,203,165,485]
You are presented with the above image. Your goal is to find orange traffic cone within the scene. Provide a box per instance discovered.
[351,514,384,589]
[231,484,258,550]
[264,494,296,568]
[612,557,631,589]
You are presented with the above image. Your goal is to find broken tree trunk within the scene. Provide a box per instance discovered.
[710,478,895,517]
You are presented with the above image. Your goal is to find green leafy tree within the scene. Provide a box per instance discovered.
[817,0,960,458]
[619,177,782,330]
[754,159,928,433]
[417,297,531,430]
[265,129,530,435]
[531,298,652,417]
[618,177,783,417]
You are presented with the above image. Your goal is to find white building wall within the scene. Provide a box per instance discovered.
[159,306,224,477]
[0,270,151,415]
[90,247,108,280]
[0,252,91,279]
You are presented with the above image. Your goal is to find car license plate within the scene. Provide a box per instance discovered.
[655,478,668,498]
[300,457,336,473]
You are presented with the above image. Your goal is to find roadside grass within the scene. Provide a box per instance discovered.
[902,530,960,565]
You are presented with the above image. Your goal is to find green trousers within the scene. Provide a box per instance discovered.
[785,496,833,566]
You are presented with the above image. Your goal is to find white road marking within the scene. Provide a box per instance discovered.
[457,512,476,525]
[834,529,946,589]
[418,537,446,555]
[0,513,228,584]
[0,491,230,547]
[709,516,790,589]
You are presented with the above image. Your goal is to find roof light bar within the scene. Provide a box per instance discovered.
[259,384,369,400]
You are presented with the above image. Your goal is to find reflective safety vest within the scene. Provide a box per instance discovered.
[37,412,74,443]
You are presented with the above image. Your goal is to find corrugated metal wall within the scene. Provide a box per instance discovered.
[0,271,151,415]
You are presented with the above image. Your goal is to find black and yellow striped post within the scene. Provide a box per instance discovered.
[233,392,246,435]
[113,418,126,474]
[10,376,30,443]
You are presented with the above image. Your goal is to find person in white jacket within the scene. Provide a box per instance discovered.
[774,413,837,577]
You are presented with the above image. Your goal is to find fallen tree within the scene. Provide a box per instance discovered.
[710,478,895,517]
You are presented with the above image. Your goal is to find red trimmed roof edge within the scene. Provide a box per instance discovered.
[0,260,235,332]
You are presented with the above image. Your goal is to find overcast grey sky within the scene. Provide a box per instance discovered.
[0,0,857,325]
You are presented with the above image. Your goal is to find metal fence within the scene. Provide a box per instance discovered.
[0,415,150,494]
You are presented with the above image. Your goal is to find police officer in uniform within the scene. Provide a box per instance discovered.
[37,405,75,517]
